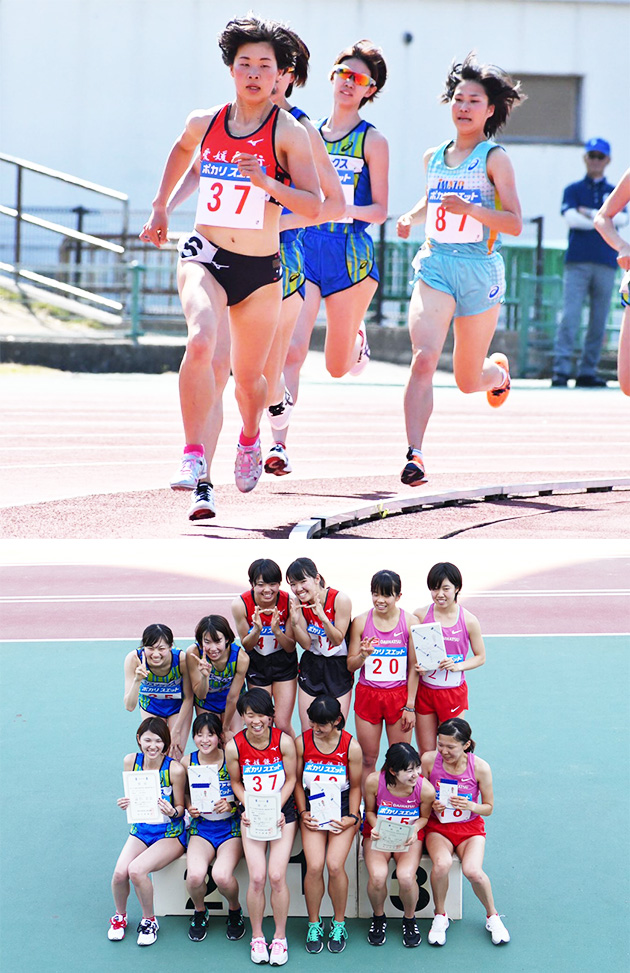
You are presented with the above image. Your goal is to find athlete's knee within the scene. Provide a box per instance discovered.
[248,869,267,894]
[185,867,207,890]
[410,345,440,380]
[462,863,486,885]
[397,869,417,892]
[430,856,452,879]
[268,867,288,892]
[127,861,149,885]
[184,327,216,365]
[361,749,378,769]
[211,863,232,889]
[454,373,481,395]
[326,858,346,881]
[112,866,129,886]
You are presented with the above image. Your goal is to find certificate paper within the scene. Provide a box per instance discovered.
[123,770,162,824]
[309,781,342,830]
[372,814,416,853]
[411,623,447,670]
[188,764,221,814]
[245,792,281,841]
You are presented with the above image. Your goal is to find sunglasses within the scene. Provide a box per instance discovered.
[587,151,607,160]
[332,64,375,87]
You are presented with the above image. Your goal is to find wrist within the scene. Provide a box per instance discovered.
[403,705,415,713]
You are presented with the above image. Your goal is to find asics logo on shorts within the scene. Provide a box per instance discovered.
[289,272,300,282]
[488,285,500,299]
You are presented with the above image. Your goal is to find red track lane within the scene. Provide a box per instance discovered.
[0,358,628,538]
[1,546,628,640]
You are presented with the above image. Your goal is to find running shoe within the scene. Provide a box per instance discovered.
[266,387,294,430]
[226,907,246,941]
[250,937,269,964]
[349,323,371,376]
[235,438,263,493]
[107,913,127,941]
[427,913,449,946]
[137,917,159,946]
[400,447,427,487]
[487,353,511,408]
[575,374,608,387]
[367,914,387,946]
[188,481,216,521]
[551,374,569,387]
[170,451,207,490]
[402,917,421,948]
[327,919,348,953]
[269,937,289,966]
[485,913,510,945]
[188,908,209,942]
[264,443,292,476]
[305,919,324,953]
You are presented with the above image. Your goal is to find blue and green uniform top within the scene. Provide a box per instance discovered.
[315,118,375,234]
[129,752,184,840]
[194,640,245,712]
[137,648,184,718]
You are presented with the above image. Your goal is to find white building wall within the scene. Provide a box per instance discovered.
[1,0,628,246]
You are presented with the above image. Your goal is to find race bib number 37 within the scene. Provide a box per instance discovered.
[196,162,266,229]
[426,188,483,243]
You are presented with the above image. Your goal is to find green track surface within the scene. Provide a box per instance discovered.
[2,635,628,972]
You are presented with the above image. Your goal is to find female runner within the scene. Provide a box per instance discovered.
[363,742,435,948]
[413,562,485,755]
[181,712,245,943]
[123,623,193,760]
[397,53,523,486]
[294,695,362,954]
[225,688,298,966]
[421,718,510,946]
[270,39,389,471]
[186,615,249,739]
[594,166,630,395]
[141,15,321,498]
[231,558,298,737]
[286,557,353,730]
[347,569,419,792]
[108,717,186,946]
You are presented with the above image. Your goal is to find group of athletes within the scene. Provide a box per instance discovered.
[111,557,510,961]
[141,15,529,522]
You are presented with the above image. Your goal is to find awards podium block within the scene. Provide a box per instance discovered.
[153,828,358,918]
[357,852,462,919]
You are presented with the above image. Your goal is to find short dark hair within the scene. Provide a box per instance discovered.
[237,687,275,719]
[332,39,387,107]
[306,694,345,729]
[383,742,421,787]
[141,623,174,648]
[371,569,402,598]
[427,562,463,598]
[437,717,476,752]
[441,52,523,137]
[248,558,282,586]
[195,615,235,649]
[136,716,170,751]
[218,16,296,71]
[278,25,310,97]
[286,557,324,587]
[192,711,224,740]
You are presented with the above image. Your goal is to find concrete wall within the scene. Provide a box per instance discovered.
[1,0,628,247]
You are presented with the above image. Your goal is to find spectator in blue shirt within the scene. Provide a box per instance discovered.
[552,138,628,387]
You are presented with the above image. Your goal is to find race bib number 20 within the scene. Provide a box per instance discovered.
[195,162,266,229]
[427,188,483,243]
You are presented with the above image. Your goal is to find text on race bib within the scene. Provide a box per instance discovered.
[364,645,407,683]
[426,188,483,243]
[196,161,266,229]
[243,760,285,794]
[329,155,364,224]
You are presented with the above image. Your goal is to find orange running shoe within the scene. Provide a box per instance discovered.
[487,353,510,408]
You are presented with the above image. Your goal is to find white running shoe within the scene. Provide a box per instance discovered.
[137,917,159,946]
[170,452,207,490]
[266,387,294,430]
[107,913,127,941]
[264,443,292,476]
[485,913,510,945]
[427,913,449,946]
[250,937,269,964]
[187,481,216,521]
[235,439,263,493]
[349,323,371,376]
[269,937,289,966]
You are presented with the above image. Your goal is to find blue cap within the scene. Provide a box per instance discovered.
[585,138,611,156]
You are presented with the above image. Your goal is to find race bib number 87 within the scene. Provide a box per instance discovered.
[196,162,266,229]
[426,188,483,243]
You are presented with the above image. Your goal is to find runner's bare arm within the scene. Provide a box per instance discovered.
[279,118,346,230]
[239,114,321,219]
[141,108,217,247]
[166,158,201,217]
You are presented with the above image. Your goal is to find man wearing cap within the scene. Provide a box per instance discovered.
[552,138,628,387]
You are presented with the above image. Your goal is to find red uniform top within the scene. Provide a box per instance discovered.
[240,589,290,657]
[233,726,286,794]
[302,727,352,795]
[199,103,290,202]
[300,588,347,657]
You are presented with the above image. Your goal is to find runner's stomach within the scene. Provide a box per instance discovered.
[195,202,281,256]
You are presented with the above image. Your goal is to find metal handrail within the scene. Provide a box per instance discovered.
[0,152,129,307]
